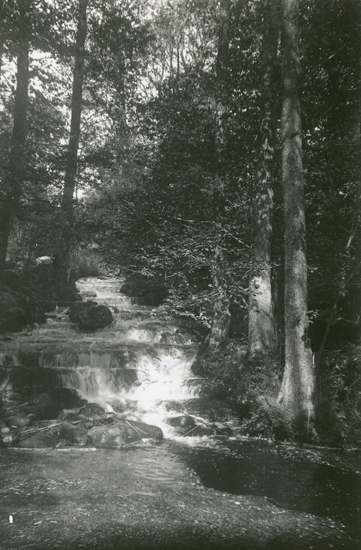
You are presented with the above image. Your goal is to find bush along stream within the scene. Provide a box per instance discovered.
[0,277,360,550]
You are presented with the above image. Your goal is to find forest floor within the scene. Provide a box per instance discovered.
[0,444,359,550]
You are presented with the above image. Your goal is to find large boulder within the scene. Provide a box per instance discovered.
[58,422,88,445]
[125,419,163,441]
[87,423,139,448]
[88,419,163,448]
[68,301,96,323]
[78,305,113,330]
[15,433,58,448]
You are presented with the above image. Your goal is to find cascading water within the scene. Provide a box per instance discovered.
[38,277,202,438]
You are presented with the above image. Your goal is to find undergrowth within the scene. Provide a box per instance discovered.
[315,344,361,447]
[198,340,291,439]
[199,339,361,446]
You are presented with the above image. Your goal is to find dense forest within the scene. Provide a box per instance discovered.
[0,0,360,445]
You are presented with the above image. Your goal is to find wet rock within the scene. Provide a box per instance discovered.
[213,425,233,436]
[58,410,81,422]
[88,419,163,448]
[6,413,35,428]
[166,415,195,429]
[15,433,58,448]
[68,301,96,323]
[88,424,139,448]
[78,305,113,330]
[58,422,88,445]
[22,392,60,420]
[119,283,132,295]
[79,403,106,418]
[110,402,127,414]
[125,419,163,441]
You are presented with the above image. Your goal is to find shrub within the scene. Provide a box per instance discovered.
[71,248,107,280]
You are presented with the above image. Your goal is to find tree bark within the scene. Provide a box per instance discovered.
[0,0,30,276]
[248,0,280,361]
[278,0,315,429]
[54,0,88,285]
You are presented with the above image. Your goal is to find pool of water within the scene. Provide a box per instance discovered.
[169,439,361,537]
[0,440,359,549]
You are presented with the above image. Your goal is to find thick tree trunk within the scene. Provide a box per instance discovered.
[206,0,231,350]
[0,0,30,276]
[54,0,88,285]
[248,0,280,360]
[278,0,315,429]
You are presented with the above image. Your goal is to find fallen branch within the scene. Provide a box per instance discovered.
[182,424,200,437]
[125,420,145,440]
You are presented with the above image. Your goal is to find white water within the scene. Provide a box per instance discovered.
[46,277,201,437]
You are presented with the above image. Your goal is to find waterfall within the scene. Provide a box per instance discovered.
[2,277,202,437]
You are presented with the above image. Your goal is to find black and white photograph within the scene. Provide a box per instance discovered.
[0,0,360,548]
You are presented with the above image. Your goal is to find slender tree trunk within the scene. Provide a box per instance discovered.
[205,0,231,350]
[55,0,88,285]
[248,0,280,361]
[0,0,30,276]
[278,0,315,431]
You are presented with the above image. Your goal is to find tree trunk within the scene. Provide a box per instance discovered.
[278,0,315,431]
[54,0,88,285]
[206,0,231,350]
[0,0,30,276]
[248,0,280,361]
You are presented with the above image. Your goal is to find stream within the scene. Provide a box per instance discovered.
[0,277,360,549]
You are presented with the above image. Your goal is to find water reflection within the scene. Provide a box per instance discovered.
[169,440,360,537]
